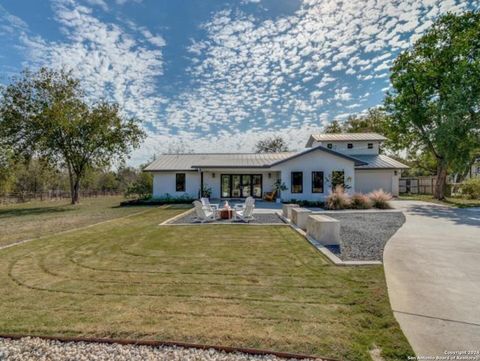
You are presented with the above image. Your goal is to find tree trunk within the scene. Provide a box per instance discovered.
[72,178,80,204]
[434,159,448,200]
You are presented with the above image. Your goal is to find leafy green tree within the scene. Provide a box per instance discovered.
[0,68,145,204]
[255,136,289,153]
[125,172,153,199]
[343,108,389,134]
[385,12,480,199]
[324,120,343,133]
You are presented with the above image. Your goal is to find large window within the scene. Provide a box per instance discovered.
[291,172,303,193]
[312,171,324,193]
[221,174,262,198]
[175,173,186,192]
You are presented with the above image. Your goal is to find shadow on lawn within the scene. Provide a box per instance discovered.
[0,205,75,219]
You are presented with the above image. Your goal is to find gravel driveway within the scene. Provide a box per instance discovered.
[0,337,315,361]
[326,211,406,261]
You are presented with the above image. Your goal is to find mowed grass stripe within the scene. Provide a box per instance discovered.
[0,206,413,361]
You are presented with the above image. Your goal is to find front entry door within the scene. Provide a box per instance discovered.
[221,174,262,198]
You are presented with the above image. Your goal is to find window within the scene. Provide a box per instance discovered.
[175,173,186,192]
[347,143,353,149]
[327,143,333,149]
[291,172,303,193]
[368,143,373,149]
[312,171,324,193]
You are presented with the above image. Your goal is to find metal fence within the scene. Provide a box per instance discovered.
[0,190,123,204]
[399,177,461,195]
[399,177,436,194]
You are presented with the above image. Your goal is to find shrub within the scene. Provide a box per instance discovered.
[350,193,372,209]
[285,199,325,208]
[368,189,392,209]
[120,194,196,206]
[326,186,351,210]
[460,178,480,199]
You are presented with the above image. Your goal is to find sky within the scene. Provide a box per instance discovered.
[0,0,479,165]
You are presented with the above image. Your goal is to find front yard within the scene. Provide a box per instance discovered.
[0,205,412,360]
[0,196,147,247]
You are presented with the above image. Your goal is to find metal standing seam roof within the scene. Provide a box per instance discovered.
[144,145,369,171]
[353,154,409,169]
[310,133,388,141]
[143,152,297,171]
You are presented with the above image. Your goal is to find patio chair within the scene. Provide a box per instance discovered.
[263,191,276,202]
[193,201,217,223]
[234,196,255,211]
[234,203,255,223]
[201,197,219,211]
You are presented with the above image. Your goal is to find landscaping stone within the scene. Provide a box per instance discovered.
[291,208,312,230]
[327,211,406,261]
[306,215,340,246]
[0,337,315,361]
[282,204,299,219]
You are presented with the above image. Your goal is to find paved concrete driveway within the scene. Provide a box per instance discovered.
[385,200,480,357]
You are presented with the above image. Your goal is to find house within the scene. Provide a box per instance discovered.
[144,133,408,201]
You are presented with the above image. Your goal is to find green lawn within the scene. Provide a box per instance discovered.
[0,205,412,360]
[398,194,480,208]
[0,196,148,247]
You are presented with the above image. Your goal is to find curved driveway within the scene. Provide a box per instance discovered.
[385,200,480,356]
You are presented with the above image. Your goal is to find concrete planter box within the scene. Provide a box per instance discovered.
[282,204,300,219]
[291,208,312,230]
[306,215,340,246]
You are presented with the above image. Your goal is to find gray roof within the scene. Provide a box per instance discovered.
[144,152,296,171]
[353,154,409,169]
[310,133,388,142]
[144,145,367,171]
[144,148,406,172]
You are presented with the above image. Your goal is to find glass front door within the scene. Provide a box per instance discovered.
[232,175,241,197]
[220,174,262,198]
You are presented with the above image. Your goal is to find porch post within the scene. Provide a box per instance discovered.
[200,169,204,198]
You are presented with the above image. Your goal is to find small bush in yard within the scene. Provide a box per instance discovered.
[350,193,372,209]
[368,189,392,209]
[460,178,480,199]
[326,186,351,210]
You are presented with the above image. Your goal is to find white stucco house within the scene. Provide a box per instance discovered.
[144,133,408,201]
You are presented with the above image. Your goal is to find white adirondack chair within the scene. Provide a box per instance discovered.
[193,201,216,223]
[201,197,219,211]
[234,196,255,211]
[234,203,255,223]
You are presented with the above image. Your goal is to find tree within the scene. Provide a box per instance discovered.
[343,108,389,134]
[255,136,289,153]
[324,120,343,133]
[0,68,145,204]
[384,12,480,199]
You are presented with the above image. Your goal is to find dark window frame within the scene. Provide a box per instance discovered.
[175,173,186,192]
[312,171,324,193]
[368,143,373,149]
[220,174,263,198]
[347,143,353,149]
[327,143,333,149]
[291,172,303,194]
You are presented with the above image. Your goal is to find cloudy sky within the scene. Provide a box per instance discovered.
[0,0,478,164]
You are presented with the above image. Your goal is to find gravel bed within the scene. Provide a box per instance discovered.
[0,337,314,361]
[171,212,285,224]
[327,211,405,261]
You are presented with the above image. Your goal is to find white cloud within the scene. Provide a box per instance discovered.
[83,0,108,11]
[20,0,165,134]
